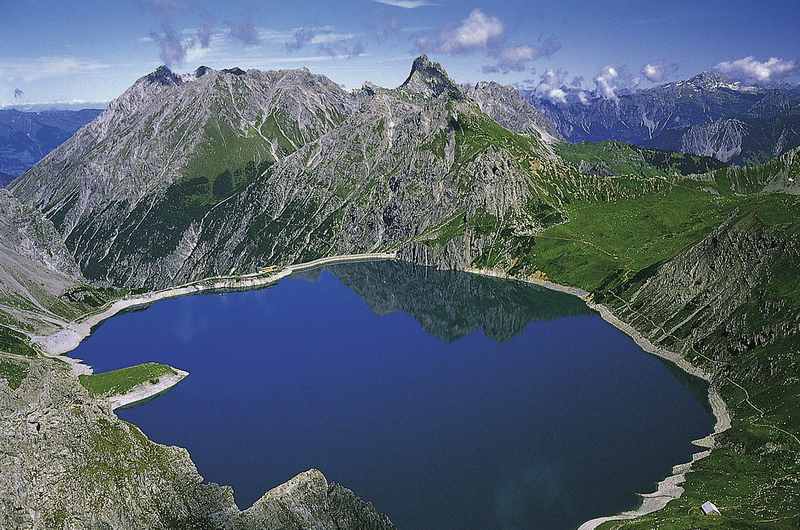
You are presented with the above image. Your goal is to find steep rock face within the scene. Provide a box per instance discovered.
[463,81,561,144]
[0,190,79,279]
[398,55,463,100]
[605,213,794,356]
[12,58,574,288]
[695,146,800,195]
[680,118,747,162]
[177,82,563,283]
[0,190,94,333]
[528,72,800,164]
[11,65,355,271]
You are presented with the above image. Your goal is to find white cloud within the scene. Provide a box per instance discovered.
[595,65,619,101]
[547,87,567,104]
[372,0,436,7]
[310,32,356,45]
[531,68,569,104]
[715,56,798,83]
[439,9,504,54]
[642,62,678,83]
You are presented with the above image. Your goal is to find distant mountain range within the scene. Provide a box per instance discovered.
[525,72,800,165]
[0,108,102,185]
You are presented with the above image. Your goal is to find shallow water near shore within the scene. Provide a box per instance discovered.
[72,261,714,530]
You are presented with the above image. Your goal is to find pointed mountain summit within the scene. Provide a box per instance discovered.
[144,65,183,86]
[399,55,463,99]
[194,66,214,78]
[686,70,729,89]
[11,56,575,288]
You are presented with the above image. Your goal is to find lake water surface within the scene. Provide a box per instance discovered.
[73,261,714,530]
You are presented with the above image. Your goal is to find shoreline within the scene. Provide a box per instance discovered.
[106,368,190,410]
[32,253,396,371]
[466,268,731,530]
[30,255,729,529]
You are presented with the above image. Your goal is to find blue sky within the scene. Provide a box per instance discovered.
[2,0,799,106]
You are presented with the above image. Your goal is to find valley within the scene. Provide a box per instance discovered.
[0,55,798,529]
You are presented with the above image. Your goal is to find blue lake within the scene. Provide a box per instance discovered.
[73,261,714,530]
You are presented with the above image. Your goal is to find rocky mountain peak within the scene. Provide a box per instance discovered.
[686,71,729,89]
[221,67,247,76]
[473,80,503,90]
[194,66,214,78]
[144,65,183,86]
[400,55,463,99]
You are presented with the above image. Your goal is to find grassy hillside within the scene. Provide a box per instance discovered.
[556,141,727,177]
[79,363,178,398]
[476,155,800,528]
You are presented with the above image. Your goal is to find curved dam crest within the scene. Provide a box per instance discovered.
[70,260,715,530]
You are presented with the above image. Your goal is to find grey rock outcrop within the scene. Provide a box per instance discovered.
[680,118,747,162]
[0,358,395,530]
[0,190,86,332]
[398,55,463,100]
[464,81,561,144]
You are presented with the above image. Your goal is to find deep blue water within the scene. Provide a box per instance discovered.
[73,261,714,530]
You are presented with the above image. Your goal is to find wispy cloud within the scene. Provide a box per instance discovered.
[372,0,437,7]
[284,26,364,59]
[715,56,798,83]
[0,56,111,83]
[149,22,191,66]
[139,0,184,17]
[197,22,213,48]
[482,36,561,74]
[226,20,261,46]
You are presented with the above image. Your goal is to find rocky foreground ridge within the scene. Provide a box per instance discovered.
[0,192,397,529]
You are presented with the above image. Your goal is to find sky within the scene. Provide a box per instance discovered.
[1,0,799,107]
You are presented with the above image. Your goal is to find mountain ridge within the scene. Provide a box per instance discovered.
[11,57,580,288]
[527,71,800,164]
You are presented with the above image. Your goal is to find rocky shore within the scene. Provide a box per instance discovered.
[33,253,396,362]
